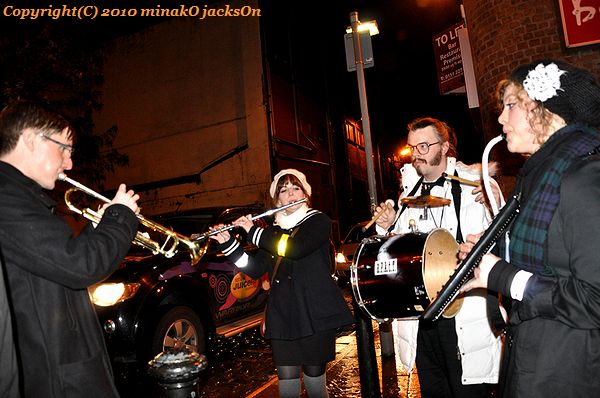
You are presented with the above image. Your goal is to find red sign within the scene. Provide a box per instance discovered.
[432,22,465,95]
[558,0,600,47]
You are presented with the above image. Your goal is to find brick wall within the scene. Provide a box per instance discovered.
[463,0,600,144]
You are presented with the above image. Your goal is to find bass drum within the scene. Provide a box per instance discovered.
[350,229,462,322]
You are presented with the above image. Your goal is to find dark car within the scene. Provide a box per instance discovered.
[334,221,375,281]
[89,205,270,380]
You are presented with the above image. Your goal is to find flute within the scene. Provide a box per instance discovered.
[193,198,308,242]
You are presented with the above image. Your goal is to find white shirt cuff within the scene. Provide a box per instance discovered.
[510,270,533,301]
[375,224,387,235]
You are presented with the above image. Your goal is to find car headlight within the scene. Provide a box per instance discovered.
[335,252,347,263]
[88,282,140,307]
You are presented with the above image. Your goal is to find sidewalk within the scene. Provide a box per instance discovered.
[246,322,422,398]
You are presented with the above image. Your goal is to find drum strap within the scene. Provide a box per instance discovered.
[388,176,424,233]
[389,172,464,243]
[450,171,464,243]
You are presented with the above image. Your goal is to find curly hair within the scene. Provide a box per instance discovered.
[495,79,556,145]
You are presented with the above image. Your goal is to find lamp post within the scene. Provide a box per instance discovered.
[344,12,379,209]
[344,12,382,398]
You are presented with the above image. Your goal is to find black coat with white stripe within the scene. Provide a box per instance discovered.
[218,209,354,339]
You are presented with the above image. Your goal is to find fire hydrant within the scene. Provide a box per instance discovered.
[147,348,208,398]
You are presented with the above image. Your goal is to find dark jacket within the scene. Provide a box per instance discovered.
[220,209,354,340]
[0,259,19,398]
[491,133,600,397]
[0,161,138,397]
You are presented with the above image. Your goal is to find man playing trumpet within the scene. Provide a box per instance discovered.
[374,117,503,398]
[0,101,139,397]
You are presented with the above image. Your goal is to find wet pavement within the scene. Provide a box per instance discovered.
[246,321,422,398]
[116,286,423,397]
[116,327,277,397]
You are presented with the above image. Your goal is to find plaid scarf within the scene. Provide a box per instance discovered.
[509,124,600,275]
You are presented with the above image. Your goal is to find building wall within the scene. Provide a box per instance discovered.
[94,0,269,215]
[463,0,600,144]
[255,0,346,237]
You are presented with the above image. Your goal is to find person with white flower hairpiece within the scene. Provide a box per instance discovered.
[459,59,600,397]
[209,169,354,397]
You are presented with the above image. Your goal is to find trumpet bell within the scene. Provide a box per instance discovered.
[61,175,205,265]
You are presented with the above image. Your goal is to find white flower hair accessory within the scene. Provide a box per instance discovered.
[522,62,567,102]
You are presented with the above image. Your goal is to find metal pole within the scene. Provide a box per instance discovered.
[350,11,382,398]
[350,11,378,209]
[353,301,382,398]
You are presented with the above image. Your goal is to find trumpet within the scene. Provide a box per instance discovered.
[59,173,206,265]
[192,198,308,242]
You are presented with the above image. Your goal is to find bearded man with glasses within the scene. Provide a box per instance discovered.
[373,117,503,398]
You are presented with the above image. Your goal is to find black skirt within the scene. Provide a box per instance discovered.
[271,329,336,366]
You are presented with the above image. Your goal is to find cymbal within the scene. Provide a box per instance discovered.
[400,195,451,208]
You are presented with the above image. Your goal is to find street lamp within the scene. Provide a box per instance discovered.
[399,146,412,158]
[344,13,384,398]
[345,21,379,36]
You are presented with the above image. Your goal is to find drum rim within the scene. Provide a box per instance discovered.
[350,233,427,322]
[422,228,463,318]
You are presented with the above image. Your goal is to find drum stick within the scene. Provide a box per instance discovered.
[443,173,479,187]
[363,199,394,231]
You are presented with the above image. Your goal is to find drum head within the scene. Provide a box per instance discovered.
[422,228,463,318]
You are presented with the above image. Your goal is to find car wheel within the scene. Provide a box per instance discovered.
[150,306,206,357]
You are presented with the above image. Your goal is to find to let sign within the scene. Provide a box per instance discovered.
[433,22,465,95]
[558,0,600,47]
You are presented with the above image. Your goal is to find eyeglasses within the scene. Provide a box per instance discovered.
[40,134,75,157]
[405,141,441,155]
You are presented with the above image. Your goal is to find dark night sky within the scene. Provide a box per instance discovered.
[315,0,487,164]
[278,0,485,163]
[0,0,485,163]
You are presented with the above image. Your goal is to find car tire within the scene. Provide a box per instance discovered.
[150,306,206,358]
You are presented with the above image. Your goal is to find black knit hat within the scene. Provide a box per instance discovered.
[511,59,600,127]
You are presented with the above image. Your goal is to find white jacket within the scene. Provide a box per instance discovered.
[376,157,502,384]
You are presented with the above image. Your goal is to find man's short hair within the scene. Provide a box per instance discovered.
[407,117,458,158]
[0,100,73,156]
